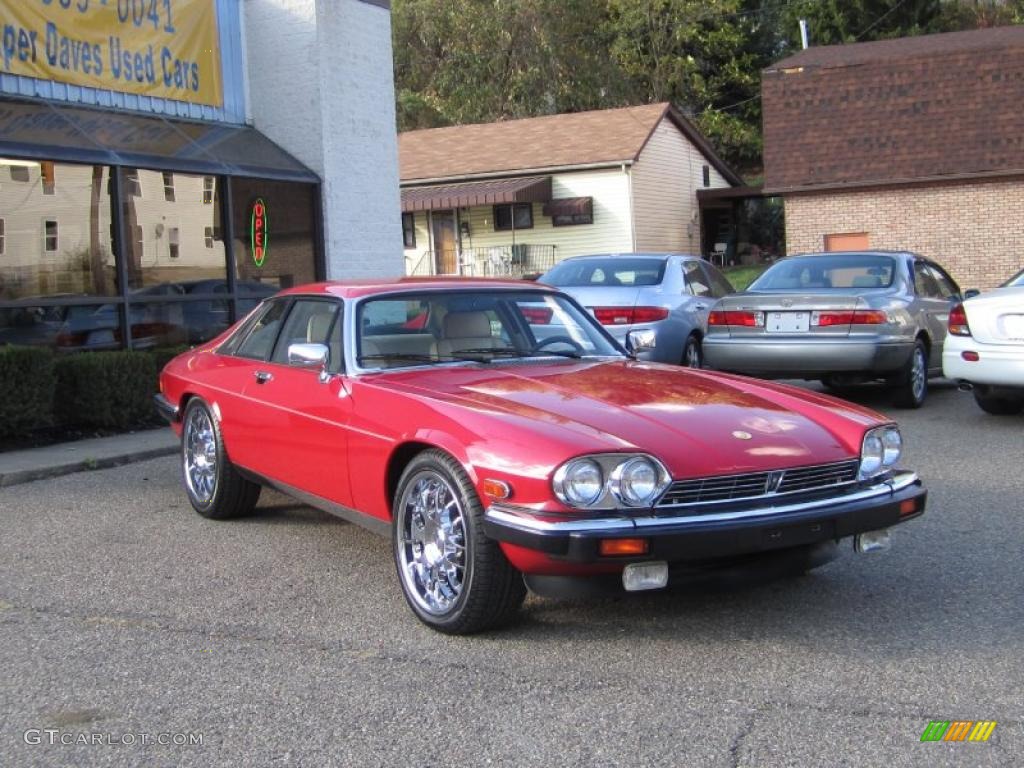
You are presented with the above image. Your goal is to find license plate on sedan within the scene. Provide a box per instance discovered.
[766,311,810,333]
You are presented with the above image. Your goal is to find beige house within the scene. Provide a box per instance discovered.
[399,103,740,278]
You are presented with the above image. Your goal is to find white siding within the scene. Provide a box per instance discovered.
[631,118,729,252]
[402,168,634,273]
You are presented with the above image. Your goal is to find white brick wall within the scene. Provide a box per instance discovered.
[244,0,403,280]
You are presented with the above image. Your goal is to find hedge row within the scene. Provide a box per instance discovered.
[0,345,189,438]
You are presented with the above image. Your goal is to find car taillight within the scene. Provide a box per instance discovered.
[811,310,889,326]
[592,306,669,325]
[708,310,763,327]
[948,303,971,336]
[520,307,553,324]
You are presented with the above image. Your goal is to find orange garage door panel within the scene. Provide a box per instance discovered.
[824,232,869,251]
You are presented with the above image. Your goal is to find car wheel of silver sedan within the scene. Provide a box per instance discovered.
[181,398,261,519]
[892,339,928,409]
[683,335,703,368]
[393,449,526,634]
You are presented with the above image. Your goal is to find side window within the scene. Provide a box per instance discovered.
[682,260,713,298]
[927,263,959,299]
[701,262,736,298]
[235,299,290,360]
[271,299,341,365]
[913,261,941,299]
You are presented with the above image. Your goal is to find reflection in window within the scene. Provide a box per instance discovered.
[402,212,416,248]
[124,168,142,197]
[203,176,215,204]
[0,159,116,300]
[44,220,58,252]
[163,172,175,202]
[121,168,226,290]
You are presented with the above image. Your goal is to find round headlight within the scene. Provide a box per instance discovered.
[859,432,884,479]
[557,459,604,507]
[615,457,660,506]
[882,428,902,467]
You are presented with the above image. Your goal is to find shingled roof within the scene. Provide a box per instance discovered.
[762,25,1024,194]
[399,103,741,185]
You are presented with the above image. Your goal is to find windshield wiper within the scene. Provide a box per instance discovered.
[452,346,584,361]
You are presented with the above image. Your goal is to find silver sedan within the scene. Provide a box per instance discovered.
[539,253,735,367]
[702,251,962,408]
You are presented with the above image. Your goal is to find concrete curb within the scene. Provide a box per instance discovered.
[0,430,179,488]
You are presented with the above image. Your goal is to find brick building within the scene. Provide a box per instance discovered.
[762,26,1024,291]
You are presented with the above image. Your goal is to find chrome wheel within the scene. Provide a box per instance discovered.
[684,337,702,368]
[397,470,467,616]
[910,346,926,402]
[184,404,218,504]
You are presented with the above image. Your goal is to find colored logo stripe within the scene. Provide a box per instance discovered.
[920,720,996,742]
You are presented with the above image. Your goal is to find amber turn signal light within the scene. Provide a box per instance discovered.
[482,479,511,500]
[899,498,919,517]
[599,538,649,556]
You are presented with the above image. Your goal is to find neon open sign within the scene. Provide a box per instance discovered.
[250,198,268,267]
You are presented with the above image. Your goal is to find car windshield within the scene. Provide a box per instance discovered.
[1002,267,1024,287]
[542,257,667,287]
[357,290,623,369]
[749,254,897,291]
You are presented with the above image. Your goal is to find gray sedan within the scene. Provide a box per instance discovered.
[539,253,735,366]
[702,250,962,408]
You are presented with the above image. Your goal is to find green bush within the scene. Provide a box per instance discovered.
[54,350,158,430]
[0,346,56,437]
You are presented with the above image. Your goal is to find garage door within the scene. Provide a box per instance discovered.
[824,232,870,251]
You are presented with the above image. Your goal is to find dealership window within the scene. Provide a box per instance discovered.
[121,168,227,291]
[231,177,319,290]
[43,220,58,252]
[9,164,29,182]
[402,212,416,248]
[493,203,533,231]
[203,176,215,204]
[163,172,175,202]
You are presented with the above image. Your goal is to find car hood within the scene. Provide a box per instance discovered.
[366,360,883,478]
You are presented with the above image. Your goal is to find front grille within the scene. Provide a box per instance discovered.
[656,459,859,508]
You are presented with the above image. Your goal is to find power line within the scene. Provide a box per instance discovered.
[856,0,912,40]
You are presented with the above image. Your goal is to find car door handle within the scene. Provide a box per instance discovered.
[254,371,273,384]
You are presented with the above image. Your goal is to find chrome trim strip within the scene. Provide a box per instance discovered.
[238,468,391,537]
[153,393,179,423]
[485,472,919,535]
[634,471,917,528]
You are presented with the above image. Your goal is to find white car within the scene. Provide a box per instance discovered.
[943,286,1024,414]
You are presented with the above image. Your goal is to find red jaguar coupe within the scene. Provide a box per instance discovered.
[156,279,926,634]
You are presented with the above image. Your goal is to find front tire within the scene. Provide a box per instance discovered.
[682,334,703,368]
[973,386,1024,415]
[891,339,928,408]
[181,398,260,519]
[393,449,525,634]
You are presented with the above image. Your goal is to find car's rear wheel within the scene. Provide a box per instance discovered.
[393,449,525,634]
[973,386,1024,415]
[683,334,703,368]
[891,339,928,408]
[181,398,260,519]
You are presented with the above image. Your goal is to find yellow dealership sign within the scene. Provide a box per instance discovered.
[0,0,222,107]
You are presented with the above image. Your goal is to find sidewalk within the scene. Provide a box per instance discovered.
[0,429,178,488]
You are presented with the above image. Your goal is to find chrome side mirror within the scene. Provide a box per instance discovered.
[626,329,657,356]
[288,342,331,382]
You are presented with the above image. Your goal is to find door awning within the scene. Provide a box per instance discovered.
[542,196,593,217]
[402,176,552,212]
[0,97,318,183]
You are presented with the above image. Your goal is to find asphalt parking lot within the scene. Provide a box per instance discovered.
[1,379,1021,767]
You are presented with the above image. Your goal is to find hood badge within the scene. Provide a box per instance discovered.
[732,430,753,440]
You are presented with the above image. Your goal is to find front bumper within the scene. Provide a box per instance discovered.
[702,336,913,377]
[483,471,925,564]
[154,393,180,423]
